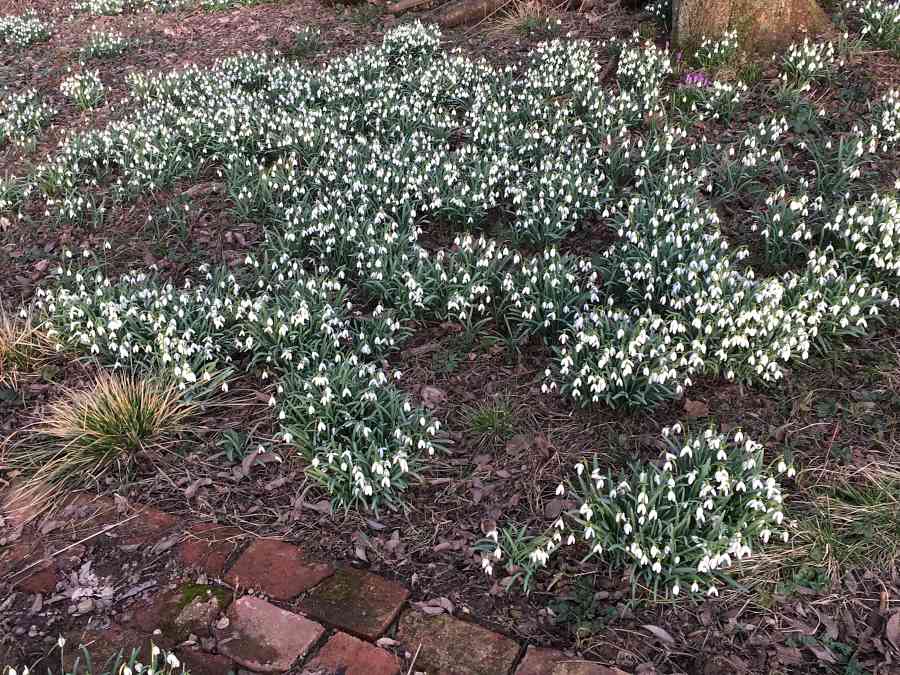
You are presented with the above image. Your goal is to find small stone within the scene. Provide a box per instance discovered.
[396,610,520,675]
[126,584,231,645]
[174,596,221,638]
[76,598,94,615]
[299,567,409,640]
[216,596,324,672]
[224,539,332,601]
[516,646,629,675]
[304,631,401,675]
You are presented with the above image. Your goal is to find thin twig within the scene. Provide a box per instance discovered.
[10,512,140,580]
[405,643,423,675]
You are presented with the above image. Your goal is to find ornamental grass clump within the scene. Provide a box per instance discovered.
[0,306,55,388]
[480,425,792,597]
[0,12,51,47]
[0,89,54,147]
[8,373,196,493]
[60,71,105,109]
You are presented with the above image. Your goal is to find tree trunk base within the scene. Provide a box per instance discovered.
[673,0,832,53]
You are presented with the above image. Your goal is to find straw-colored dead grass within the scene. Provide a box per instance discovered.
[486,0,561,38]
[0,304,55,388]
[2,373,196,516]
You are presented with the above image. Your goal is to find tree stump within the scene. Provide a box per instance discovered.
[673,0,832,52]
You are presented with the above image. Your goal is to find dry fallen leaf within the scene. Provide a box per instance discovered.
[413,596,454,616]
[683,399,710,418]
[806,642,837,664]
[886,611,900,650]
[241,450,282,477]
[642,624,675,645]
[544,499,564,519]
[184,477,213,499]
[420,385,447,409]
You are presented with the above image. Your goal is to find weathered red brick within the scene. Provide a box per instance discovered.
[1,538,58,594]
[304,631,401,675]
[299,567,409,641]
[58,494,121,534]
[178,523,244,577]
[224,539,332,600]
[125,584,231,645]
[16,562,58,594]
[176,647,235,675]
[396,610,520,675]
[119,507,178,546]
[216,595,325,672]
[516,646,629,675]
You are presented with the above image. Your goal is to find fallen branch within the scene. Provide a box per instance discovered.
[387,0,432,14]
[437,0,505,27]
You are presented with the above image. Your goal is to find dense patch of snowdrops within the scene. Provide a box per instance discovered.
[60,70,106,109]
[16,24,900,535]
[846,0,900,55]
[0,11,50,47]
[779,38,842,89]
[73,0,188,15]
[479,425,794,597]
[79,30,129,59]
[0,89,54,147]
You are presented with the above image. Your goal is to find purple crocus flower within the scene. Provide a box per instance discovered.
[681,70,712,88]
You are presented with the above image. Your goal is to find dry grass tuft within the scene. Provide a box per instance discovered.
[736,461,900,593]
[486,0,560,38]
[0,304,55,388]
[2,373,197,515]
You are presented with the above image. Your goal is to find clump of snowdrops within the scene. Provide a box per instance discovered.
[80,30,129,59]
[846,0,900,55]
[0,12,51,47]
[73,0,143,15]
[1,637,190,675]
[60,70,105,109]
[779,38,842,89]
[0,89,54,147]
[693,29,739,70]
[478,425,794,597]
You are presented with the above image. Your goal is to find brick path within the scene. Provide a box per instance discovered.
[1,496,629,675]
